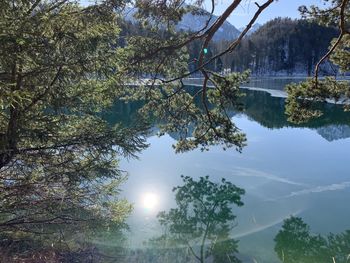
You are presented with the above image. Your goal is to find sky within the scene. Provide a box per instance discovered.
[202,0,327,28]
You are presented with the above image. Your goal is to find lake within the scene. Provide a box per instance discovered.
[113,78,350,262]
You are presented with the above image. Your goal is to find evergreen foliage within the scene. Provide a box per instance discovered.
[285,0,350,123]
[0,0,145,258]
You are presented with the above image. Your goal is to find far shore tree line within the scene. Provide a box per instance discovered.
[122,16,341,76]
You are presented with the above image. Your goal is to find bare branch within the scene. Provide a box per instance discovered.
[159,0,274,84]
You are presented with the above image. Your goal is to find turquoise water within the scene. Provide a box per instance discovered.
[115,80,350,262]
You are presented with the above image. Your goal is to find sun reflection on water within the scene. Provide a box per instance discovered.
[142,192,159,211]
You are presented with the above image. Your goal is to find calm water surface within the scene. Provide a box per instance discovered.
[116,79,350,262]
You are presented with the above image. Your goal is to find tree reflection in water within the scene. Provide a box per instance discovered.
[275,216,350,263]
[143,175,245,263]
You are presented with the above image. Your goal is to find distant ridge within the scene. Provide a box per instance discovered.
[239,23,261,35]
[123,7,240,42]
[176,8,240,41]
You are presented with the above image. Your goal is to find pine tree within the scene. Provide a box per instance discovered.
[286,0,350,123]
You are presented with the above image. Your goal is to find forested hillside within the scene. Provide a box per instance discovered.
[119,11,339,76]
[191,18,339,76]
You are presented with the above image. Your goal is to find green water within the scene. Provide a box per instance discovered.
[109,79,350,262]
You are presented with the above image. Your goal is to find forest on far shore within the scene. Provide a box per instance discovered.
[185,18,339,76]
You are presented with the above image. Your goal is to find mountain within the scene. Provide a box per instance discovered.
[122,7,240,42]
[316,125,350,141]
[122,7,138,24]
[176,10,240,41]
[239,23,261,35]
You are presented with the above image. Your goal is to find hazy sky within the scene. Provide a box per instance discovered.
[204,0,326,28]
